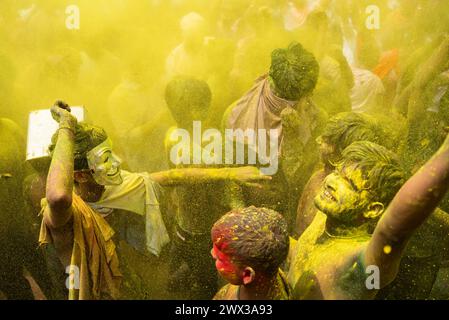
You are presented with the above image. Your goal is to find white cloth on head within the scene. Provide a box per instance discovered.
[350,68,385,113]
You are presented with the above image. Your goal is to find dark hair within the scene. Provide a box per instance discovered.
[211,206,289,276]
[339,141,405,206]
[48,122,108,171]
[165,76,212,124]
[269,42,319,101]
[321,112,390,156]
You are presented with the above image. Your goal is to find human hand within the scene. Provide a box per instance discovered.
[281,106,301,131]
[228,166,272,189]
[51,100,77,130]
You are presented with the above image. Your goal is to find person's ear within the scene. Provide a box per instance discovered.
[74,171,89,183]
[363,202,384,220]
[242,267,256,285]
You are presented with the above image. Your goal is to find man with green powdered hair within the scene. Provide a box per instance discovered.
[294,112,391,238]
[288,136,449,300]
[223,42,327,230]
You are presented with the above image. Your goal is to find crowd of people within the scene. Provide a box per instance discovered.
[1,0,449,300]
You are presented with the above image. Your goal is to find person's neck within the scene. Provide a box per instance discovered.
[238,273,279,300]
[325,216,370,239]
[296,97,309,112]
[75,182,105,203]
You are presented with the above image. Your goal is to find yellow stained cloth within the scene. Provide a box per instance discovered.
[39,194,122,300]
[224,75,298,153]
[88,170,169,257]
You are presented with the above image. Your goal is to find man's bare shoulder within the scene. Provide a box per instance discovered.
[213,284,238,300]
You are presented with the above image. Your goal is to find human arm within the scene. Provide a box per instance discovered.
[330,45,354,90]
[365,133,449,287]
[148,166,271,187]
[394,36,449,118]
[44,101,76,228]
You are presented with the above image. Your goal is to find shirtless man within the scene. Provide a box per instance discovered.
[288,136,449,299]
[164,77,270,299]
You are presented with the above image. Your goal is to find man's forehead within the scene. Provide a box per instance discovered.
[337,163,367,179]
[88,138,113,156]
[213,243,230,259]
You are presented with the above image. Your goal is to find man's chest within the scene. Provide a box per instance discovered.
[289,239,367,299]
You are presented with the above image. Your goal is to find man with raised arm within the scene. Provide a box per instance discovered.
[41,101,269,299]
[288,135,449,299]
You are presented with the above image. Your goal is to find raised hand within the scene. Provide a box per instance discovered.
[228,166,272,189]
[281,106,301,131]
[51,100,77,130]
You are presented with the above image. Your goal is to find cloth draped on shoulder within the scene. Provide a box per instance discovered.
[88,170,169,257]
[225,75,298,152]
[39,193,122,300]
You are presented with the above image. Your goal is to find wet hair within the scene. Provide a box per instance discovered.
[269,42,319,101]
[165,76,212,124]
[339,141,405,206]
[48,122,108,171]
[211,206,289,276]
[321,112,390,156]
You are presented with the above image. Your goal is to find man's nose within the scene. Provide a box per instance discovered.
[112,153,123,166]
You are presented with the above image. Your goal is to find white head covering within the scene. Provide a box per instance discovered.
[350,67,385,112]
[180,12,205,32]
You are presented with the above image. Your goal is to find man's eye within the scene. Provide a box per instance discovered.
[347,178,358,191]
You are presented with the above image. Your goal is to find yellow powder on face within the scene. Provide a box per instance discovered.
[383,245,392,254]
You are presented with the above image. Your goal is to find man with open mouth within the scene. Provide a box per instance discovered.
[288,136,449,300]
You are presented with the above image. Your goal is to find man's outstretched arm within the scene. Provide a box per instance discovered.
[365,133,449,287]
[148,166,271,187]
[44,102,77,229]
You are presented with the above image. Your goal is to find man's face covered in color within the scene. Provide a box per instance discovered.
[211,242,243,285]
[86,138,123,186]
[314,164,371,224]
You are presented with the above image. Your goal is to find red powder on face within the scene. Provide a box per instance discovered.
[212,243,240,277]
[211,225,244,284]
[215,240,229,252]
[212,225,234,253]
